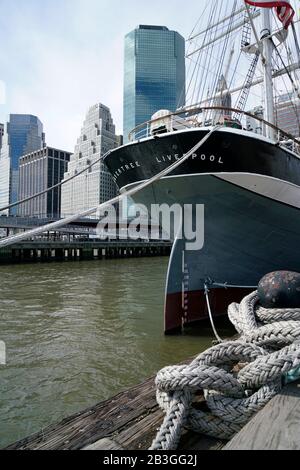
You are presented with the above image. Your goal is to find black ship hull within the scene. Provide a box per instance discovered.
[104,128,300,333]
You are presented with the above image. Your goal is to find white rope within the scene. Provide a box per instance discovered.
[0,151,112,214]
[150,290,300,450]
[204,283,224,343]
[0,126,221,249]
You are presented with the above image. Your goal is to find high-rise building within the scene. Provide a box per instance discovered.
[0,114,45,214]
[275,93,300,138]
[0,123,4,151]
[18,147,72,218]
[123,25,186,142]
[61,103,120,217]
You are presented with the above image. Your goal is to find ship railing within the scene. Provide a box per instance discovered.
[128,105,300,155]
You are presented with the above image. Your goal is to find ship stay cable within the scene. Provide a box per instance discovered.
[0,127,221,248]
[272,45,300,135]
[188,4,249,42]
[272,38,300,99]
[204,283,224,344]
[0,150,112,214]
[209,1,238,108]
[191,1,219,105]
[209,1,238,104]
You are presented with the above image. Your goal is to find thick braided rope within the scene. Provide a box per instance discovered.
[150,291,300,450]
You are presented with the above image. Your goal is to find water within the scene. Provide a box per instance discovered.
[0,258,226,448]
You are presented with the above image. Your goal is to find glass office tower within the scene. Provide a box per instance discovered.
[123,25,185,142]
[0,114,45,214]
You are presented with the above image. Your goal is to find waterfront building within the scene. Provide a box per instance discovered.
[247,94,300,139]
[61,103,120,217]
[0,123,4,151]
[0,114,45,215]
[275,92,300,138]
[18,147,72,218]
[123,25,186,142]
[116,135,124,147]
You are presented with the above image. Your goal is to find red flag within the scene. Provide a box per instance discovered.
[245,1,295,29]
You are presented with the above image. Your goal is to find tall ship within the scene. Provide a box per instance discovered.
[104,1,300,333]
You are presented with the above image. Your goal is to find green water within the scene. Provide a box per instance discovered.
[0,258,226,448]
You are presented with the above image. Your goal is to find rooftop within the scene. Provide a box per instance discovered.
[137,25,169,31]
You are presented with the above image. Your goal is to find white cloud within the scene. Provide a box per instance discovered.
[0,0,211,149]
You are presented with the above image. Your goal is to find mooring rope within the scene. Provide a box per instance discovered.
[0,126,221,249]
[150,291,300,450]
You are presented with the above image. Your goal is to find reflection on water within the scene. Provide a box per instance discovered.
[0,258,231,447]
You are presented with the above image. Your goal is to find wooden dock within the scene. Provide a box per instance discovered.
[0,240,171,264]
[224,380,300,450]
[5,368,300,451]
[4,373,225,451]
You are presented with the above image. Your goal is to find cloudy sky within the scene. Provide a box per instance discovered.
[1,0,299,151]
[0,0,204,151]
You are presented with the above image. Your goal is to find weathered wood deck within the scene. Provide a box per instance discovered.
[4,369,300,450]
[224,380,300,450]
[5,373,224,451]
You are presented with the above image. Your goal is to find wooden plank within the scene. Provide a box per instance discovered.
[5,350,231,451]
[5,368,225,451]
[5,376,158,450]
[179,432,225,451]
[116,409,164,450]
[224,381,300,450]
[83,438,123,451]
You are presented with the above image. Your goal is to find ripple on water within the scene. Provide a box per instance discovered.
[0,258,219,448]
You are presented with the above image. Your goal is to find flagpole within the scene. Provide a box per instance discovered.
[261,7,276,139]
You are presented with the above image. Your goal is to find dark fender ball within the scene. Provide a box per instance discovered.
[258,271,300,308]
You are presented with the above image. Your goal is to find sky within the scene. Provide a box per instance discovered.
[0,0,203,151]
[0,0,299,151]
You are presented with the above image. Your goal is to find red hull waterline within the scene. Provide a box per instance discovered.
[164,287,252,334]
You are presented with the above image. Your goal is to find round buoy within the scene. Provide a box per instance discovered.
[258,271,300,308]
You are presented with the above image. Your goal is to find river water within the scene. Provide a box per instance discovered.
[0,257,232,448]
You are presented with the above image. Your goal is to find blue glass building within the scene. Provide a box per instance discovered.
[0,114,45,214]
[123,25,186,142]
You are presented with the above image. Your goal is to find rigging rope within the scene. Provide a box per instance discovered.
[0,126,221,248]
[0,150,112,214]
[150,290,300,450]
[271,38,300,136]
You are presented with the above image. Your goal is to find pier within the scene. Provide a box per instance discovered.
[5,362,300,450]
[0,240,171,264]
[0,215,172,264]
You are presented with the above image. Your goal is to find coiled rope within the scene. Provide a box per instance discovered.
[150,291,300,450]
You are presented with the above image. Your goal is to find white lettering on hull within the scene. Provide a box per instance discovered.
[112,153,224,182]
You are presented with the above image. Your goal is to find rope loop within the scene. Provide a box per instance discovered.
[150,291,300,450]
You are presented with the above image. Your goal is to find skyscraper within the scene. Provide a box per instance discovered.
[0,114,45,214]
[18,147,72,218]
[61,103,120,217]
[275,93,300,138]
[123,25,186,142]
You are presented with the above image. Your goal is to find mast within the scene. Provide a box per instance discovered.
[261,8,276,139]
